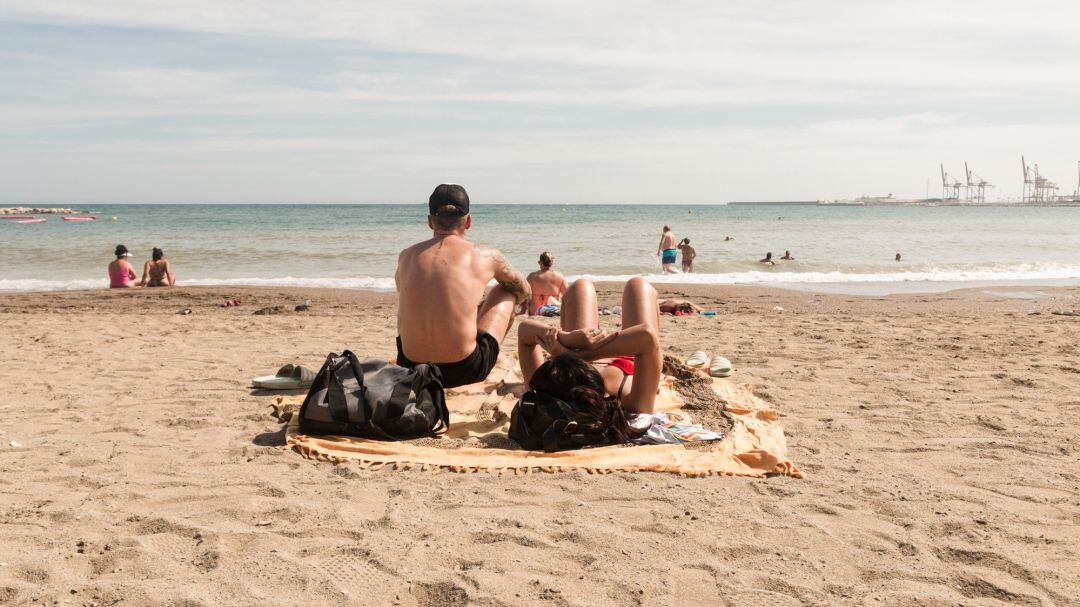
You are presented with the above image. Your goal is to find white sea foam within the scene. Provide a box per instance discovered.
[4,265,1080,293]
[576,264,1080,285]
[0,276,397,293]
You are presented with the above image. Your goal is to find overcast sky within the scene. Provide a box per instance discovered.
[2,1,1078,203]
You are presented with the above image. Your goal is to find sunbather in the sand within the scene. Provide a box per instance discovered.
[395,184,530,388]
[140,248,176,287]
[526,252,568,315]
[659,298,702,315]
[517,277,662,416]
[108,245,139,289]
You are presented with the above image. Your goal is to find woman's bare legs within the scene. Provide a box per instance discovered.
[619,277,661,414]
[519,279,600,383]
[620,277,660,333]
[560,278,599,332]
[519,277,662,413]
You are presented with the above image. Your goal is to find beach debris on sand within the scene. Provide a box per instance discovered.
[270,400,299,422]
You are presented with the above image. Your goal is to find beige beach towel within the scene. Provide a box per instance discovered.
[279,362,801,478]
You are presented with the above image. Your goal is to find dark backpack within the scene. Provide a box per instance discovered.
[508,390,611,452]
[298,350,449,440]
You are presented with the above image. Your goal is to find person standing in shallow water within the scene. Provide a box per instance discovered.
[677,238,697,273]
[657,226,678,273]
[394,184,531,389]
[526,252,568,315]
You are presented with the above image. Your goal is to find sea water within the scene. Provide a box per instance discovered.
[1,204,1079,294]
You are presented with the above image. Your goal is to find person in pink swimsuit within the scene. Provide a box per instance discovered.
[108,244,139,288]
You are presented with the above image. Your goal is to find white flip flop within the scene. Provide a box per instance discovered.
[253,364,316,390]
[709,356,732,377]
[685,351,709,368]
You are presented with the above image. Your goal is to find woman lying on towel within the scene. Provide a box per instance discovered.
[517,277,662,417]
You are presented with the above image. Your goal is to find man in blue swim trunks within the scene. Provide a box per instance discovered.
[656,225,679,273]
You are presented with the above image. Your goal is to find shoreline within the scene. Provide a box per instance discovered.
[2,283,1078,319]
[4,276,1080,299]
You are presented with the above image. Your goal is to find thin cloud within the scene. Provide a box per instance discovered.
[1,1,1078,202]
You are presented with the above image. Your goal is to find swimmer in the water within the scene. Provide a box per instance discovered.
[895,253,902,261]
[780,250,795,261]
[676,238,696,273]
[760,252,776,266]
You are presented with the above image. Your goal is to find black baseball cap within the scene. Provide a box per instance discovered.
[429,184,470,217]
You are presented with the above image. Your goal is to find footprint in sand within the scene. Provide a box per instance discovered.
[318,553,399,603]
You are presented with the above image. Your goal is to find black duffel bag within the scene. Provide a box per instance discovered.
[508,390,611,452]
[299,350,449,439]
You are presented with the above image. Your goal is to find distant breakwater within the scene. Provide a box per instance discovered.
[1,207,83,215]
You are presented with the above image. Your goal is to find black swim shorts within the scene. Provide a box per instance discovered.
[395,331,500,389]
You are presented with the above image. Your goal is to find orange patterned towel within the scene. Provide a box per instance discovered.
[278,362,801,478]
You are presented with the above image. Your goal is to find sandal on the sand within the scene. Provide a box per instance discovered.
[685,351,709,368]
[709,356,732,378]
[253,364,315,390]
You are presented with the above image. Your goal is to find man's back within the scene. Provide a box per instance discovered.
[660,231,677,249]
[397,235,493,363]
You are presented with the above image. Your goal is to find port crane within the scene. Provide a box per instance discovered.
[963,162,993,203]
[940,164,963,200]
[1021,155,1058,203]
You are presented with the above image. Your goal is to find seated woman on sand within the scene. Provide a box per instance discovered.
[517,277,662,417]
[140,247,176,287]
[526,251,568,316]
[108,245,139,288]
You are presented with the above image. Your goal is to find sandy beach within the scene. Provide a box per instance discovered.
[1,283,1079,606]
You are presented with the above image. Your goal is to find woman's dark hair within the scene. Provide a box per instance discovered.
[152,247,164,261]
[114,244,128,258]
[528,355,643,444]
[539,251,554,268]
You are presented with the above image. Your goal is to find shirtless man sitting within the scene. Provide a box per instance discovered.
[395,184,531,388]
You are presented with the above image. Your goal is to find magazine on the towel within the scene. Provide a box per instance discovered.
[629,412,725,445]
